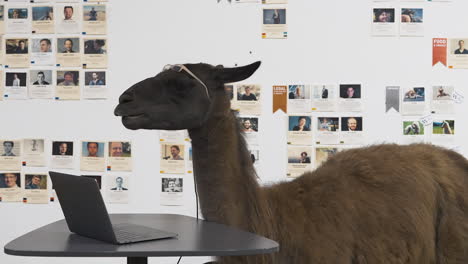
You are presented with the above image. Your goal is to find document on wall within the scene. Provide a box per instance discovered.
[338,84,362,112]
[23,139,46,167]
[55,70,80,100]
[447,38,468,69]
[372,7,397,36]
[315,117,340,145]
[6,5,31,34]
[56,37,81,67]
[83,38,107,68]
[50,141,74,169]
[32,5,54,34]
[0,172,22,202]
[159,130,186,143]
[106,174,129,204]
[83,70,107,99]
[238,116,259,145]
[315,147,340,169]
[431,85,454,115]
[287,115,313,145]
[402,86,426,115]
[287,85,311,113]
[340,117,364,145]
[400,7,424,37]
[311,84,337,112]
[431,119,455,144]
[4,71,28,100]
[160,143,186,174]
[5,38,30,68]
[80,141,106,171]
[402,120,425,144]
[234,84,262,115]
[262,8,287,39]
[56,4,81,34]
[83,4,107,35]
[31,38,54,66]
[107,141,132,172]
[287,146,313,178]
[160,177,184,206]
[29,69,54,99]
[386,86,400,113]
[23,173,48,204]
[0,140,22,171]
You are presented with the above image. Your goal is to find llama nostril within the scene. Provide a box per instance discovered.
[119,93,133,104]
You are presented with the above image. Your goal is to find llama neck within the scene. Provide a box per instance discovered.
[188,93,269,233]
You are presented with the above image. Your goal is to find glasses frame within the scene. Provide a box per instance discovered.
[163,64,211,101]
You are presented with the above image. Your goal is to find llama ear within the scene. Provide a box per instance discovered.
[214,61,261,84]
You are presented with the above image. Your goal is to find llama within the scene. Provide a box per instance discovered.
[114,62,468,263]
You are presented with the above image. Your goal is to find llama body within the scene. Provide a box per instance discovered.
[115,62,468,263]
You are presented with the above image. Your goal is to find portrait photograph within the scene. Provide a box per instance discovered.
[23,139,44,154]
[0,140,21,156]
[341,117,362,132]
[339,84,361,99]
[433,120,455,135]
[30,70,52,86]
[288,116,311,132]
[161,144,185,161]
[32,6,53,21]
[52,141,73,156]
[83,5,106,21]
[288,85,310,100]
[85,71,106,86]
[57,38,80,53]
[433,86,453,100]
[315,147,339,167]
[312,85,334,99]
[8,8,28,19]
[263,9,286,24]
[57,71,79,86]
[110,176,128,191]
[5,39,29,54]
[287,147,312,164]
[31,38,52,53]
[24,174,47,190]
[239,117,258,132]
[451,39,468,55]
[373,8,395,23]
[81,142,105,158]
[401,8,423,23]
[403,87,425,102]
[224,84,234,100]
[5,72,27,87]
[0,173,21,188]
[237,84,260,101]
[161,178,183,192]
[108,141,131,157]
[84,39,107,54]
[82,175,102,189]
[403,121,424,135]
[317,117,339,132]
[61,5,76,20]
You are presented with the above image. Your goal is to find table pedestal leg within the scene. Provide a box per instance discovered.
[127,257,147,264]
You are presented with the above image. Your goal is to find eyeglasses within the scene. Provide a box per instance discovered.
[163,64,210,100]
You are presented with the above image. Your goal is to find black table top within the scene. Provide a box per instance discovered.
[4,214,279,258]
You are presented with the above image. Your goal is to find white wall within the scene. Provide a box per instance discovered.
[1,0,468,263]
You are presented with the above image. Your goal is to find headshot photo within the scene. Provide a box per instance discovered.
[1,140,20,156]
[288,85,309,100]
[263,9,286,24]
[108,142,131,157]
[452,39,468,55]
[289,116,311,132]
[315,148,339,167]
[317,117,339,132]
[433,120,455,135]
[0,173,21,189]
[83,5,106,21]
[373,8,395,23]
[57,38,80,53]
[403,121,424,135]
[32,6,53,21]
[5,72,27,87]
[433,86,452,100]
[224,85,234,100]
[341,117,362,132]
[161,144,184,160]
[63,6,74,20]
[82,142,105,158]
[52,141,74,156]
[237,84,259,101]
[404,87,425,102]
[84,39,107,54]
[32,38,52,53]
[5,39,29,54]
[339,84,361,99]
[8,8,28,19]
[30,70,52,86]
[288,148,311,164]
[401,8,423,23]
[85,71,106,86]
[239,117,259,132]
[57,71,79,86]
[23,139,44,154]
[25,174,47,190]
[110,176,128,191]
[162,178,183,192]
[83,175,102,189]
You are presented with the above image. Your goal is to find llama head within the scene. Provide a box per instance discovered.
[114,61,261,130]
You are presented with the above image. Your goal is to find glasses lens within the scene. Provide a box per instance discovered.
[172,65,183,72]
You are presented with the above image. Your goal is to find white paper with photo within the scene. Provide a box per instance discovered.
[4,38,30,68]
[50,141,74,169]
[160,177,184,206]
[431,85,454,115]
[338,84,362,112]
[80,141,105,171]
[447,38,468,69]
[400,7,424,37]
[23,139,46,167]
[287,85,311,114]
[0,140,22,171]
[23,173,48,204]
[56,4,80,34]
[431,119,455,144]
[0,172,22,202]
[56,37,81,67]
[235,84,261,115]
[262,8,287,39]
[287,146,313,178]
[106,174,129,204]
[287,115,313,145]
[372,7,397,36]
[160,143,185,174]
[83,70,107,99]
[340,117,364,145]
[108,141,132,172]
[6,5,30,34]
[315,147,341,169]
[4,71,27,100]
[159,130,186,143]
[56,70,80,100]
[31,38,54,65]
[29,69,54,99]
[311,84,337,112]
[402,86,426,115]
[32,5,54,34]
[316,117,340,145]
[83,38,107,68]
[83,4,107,35]
[402,120,425,144]
[238,116,259,145]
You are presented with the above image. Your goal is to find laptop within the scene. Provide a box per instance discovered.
[49,171,178,244]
